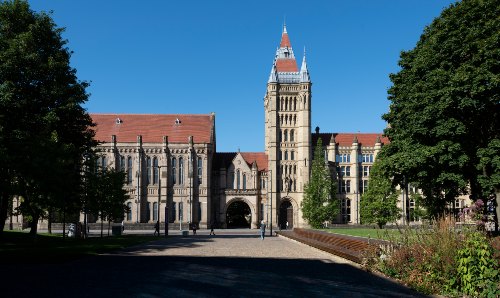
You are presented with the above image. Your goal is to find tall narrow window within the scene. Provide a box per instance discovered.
[102,156,107,169]
[171,202,176,222]
[346,180,351,193]
[284,130,288,142]
[279,130,282,143]
[153,202,158,221]
[198,202,202,222]
[179,157,184,184]
[120,156,125,172]
[229,172,234,189]
[236,170,240,190]
[172,157,177,184]
[146,157,151,185]
[290,129,294,141]
[127,156,132,184]
[285,151,288,160]
[291,151,294,160]
[242,174,246,190]
[126,202,132,221]
[197,157,202,185]
[153,157,158,184]
[146,202,151,222]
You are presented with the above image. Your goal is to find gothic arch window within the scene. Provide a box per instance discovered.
[281,98,284,111]
[242,173,246,190]
[229,172,234,189]
[280,115,283,125]
[172,157,177,184]
[293,165,296,175]
[290,129,294,141]
[127,156,132,184]
[197,157,202,184]
[285,114,288,125]
[285,97,288,111]
[153,157,158,184]
[120,156,125,172]
[179,157,184,184]
[284,151,288,160]
[291,151,295,160]
[146,156,151,185]
[294,115,297,125]
[126,202,132,221]
[284,130,288,142]
[294,98,297,111]
[236,170,240,190]
[153,202,158,221]
[279,130,282,143]
[289,165,292,174]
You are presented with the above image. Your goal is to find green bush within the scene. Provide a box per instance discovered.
[367,217,500,297]
[451,232,500,297]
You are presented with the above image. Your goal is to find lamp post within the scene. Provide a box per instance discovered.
[136,170,140,223]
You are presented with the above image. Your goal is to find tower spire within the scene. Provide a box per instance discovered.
[300,46,310,82]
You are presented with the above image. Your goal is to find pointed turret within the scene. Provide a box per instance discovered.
[300,47,310,83]
[274,24,298,75]
[268,61,278,83]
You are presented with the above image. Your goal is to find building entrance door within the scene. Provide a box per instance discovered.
[226,201,251,229]
[279,200,293,230]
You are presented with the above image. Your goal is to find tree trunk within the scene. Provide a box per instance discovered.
[107,221,110,236]
[0,193,9,237]
[29,213,39,235]
[48,209,52,234]
[494,190,500,234]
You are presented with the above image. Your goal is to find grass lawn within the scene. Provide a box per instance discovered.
[0,231,156,264]
[322,228,402,240]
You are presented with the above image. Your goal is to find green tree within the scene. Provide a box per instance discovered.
[360,160,400,228]
[85,161,129,237]
[302,138,338,228]
[0,0,95,235]
[381,0,500,221]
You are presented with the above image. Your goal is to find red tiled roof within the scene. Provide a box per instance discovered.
[276,59,298,72]
[240,152,268,171]
[91,114,214,144]
[312,133,389,147]
[280,32,292,48]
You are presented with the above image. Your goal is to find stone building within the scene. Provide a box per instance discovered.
[8,25,468,231]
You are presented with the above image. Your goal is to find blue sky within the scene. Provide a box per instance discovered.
[30,0,456,152]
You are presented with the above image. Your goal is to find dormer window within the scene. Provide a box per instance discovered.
[175,118,181,124]
[115,118,122,124]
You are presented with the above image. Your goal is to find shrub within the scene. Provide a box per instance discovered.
[367,217,500,297]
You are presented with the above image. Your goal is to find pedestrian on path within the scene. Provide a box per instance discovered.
[154,221,159,236]
[260,220,266,240]
[209,222,216,235]
[192,223,197,235]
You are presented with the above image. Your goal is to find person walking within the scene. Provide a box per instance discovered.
[154,221,160,236]
[260,220,266,240]
[209,222,216,235]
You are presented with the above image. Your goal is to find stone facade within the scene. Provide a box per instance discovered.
[6,25,472,231]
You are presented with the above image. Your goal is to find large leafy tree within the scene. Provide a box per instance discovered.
[360,159,400,228]
[302,138,338,228]
[0,0,95,235]
[382,0,500,222]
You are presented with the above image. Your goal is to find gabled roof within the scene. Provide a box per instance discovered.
[91,114,214,144]
[240,152,268,171]
[312,133,389,147]
[213,152,268,172]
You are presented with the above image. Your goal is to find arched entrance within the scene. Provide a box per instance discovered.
[279,200,293,230]
[226,201,251,229]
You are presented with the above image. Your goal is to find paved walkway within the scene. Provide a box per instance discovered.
[2,232,426,298]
